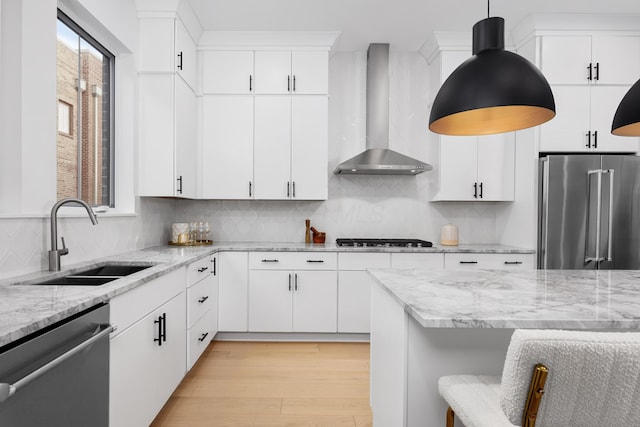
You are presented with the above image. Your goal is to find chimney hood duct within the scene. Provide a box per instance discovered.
[334,43,432,175]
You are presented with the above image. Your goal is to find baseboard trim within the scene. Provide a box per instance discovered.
[213,332,370,342]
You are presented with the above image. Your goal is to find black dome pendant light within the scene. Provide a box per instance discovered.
[611,79,640,136]
[429,1,556,136]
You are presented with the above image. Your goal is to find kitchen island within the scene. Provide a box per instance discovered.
[368,268,640,426]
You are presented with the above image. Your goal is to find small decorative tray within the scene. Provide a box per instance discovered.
[168,240,213,247]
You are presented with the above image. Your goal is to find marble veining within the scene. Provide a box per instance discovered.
[0,242,532,348]
[368,268,640,329]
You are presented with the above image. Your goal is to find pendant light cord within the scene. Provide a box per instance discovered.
[487,0,490,18]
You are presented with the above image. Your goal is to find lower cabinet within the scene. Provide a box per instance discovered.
[444,253,535,269]
[218,251,249,331]
[109,269,186,427]
[337,253,391,333]
[248,270,337,332]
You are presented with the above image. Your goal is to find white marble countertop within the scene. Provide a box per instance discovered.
[0,242,533,348]
[368,268,640,329]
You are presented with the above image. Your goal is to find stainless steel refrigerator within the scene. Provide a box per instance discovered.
[538,154,640,269]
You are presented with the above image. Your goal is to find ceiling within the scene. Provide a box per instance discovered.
[187,0,640,51]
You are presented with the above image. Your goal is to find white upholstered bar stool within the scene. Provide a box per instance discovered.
[438,329,640,427]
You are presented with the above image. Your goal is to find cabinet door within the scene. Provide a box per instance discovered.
[540,36,592,84]
[436,136,478,201]
[291,51,329,94]
[248,270,293,332]
[210,255,219,337]
[202,51,254,94]
[138,74,175,197]
[175,76,197,198]
[592,36,640,85]
[201,95,254,199]
[175,18,196,90]
[218,252,249,331]
[477,133,515,201]
[338,271,372,333]
[110,292,186,427]
[539,86,591,152]
[291,96,328,200]
[590,86,639,152]
[254,51,291,94]
[138,18,175,72]
[292,271,337,332]
[254,96,292,199]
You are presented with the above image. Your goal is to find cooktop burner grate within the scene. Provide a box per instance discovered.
[336,238,433,248]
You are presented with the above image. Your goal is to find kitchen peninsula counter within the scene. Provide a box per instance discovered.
[368,268,640,426]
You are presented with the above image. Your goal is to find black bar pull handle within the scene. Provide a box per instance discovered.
[287,181,290,198]
[586,130,592,148]
[293,75,296,92]
[198,296,209,303]
[249,75,252,92]
[294,273,298,291]
[587,62,593,81]
[459,261,478,264]
[261,259,279,263]
[154,315,163,346]
[249,181,252,197]
[473,182,478,199]
[198,332,209,342]
[177,176,183,194]
[594,62,600,81]
[292,181,296,198]
[288,75,291,92]
[197,266,209,273]
[306,259,325,263]
[593,130,598,149]
[288,273,292,291]
[212,257,216,276]
[479,182,483,199]
[177,52,183,70]
[504,261,523,265]
[161,313,167,343]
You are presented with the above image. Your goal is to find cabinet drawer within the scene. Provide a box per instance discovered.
[249,251,337,270]
[187,310,212,370]
[110,267,185,335]
[444,253,534,269]
[390,253,444,269]
[187,275,213,328]
[186,256,212,287]
[338,252,391,270]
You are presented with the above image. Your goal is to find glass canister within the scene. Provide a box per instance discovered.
[440,223,459,246]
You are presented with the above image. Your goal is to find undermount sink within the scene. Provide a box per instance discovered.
[29,263,153,286]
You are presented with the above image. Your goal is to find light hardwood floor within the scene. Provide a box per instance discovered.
[151,341,373,427]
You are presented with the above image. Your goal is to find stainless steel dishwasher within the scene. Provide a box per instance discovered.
[0,303,113,426]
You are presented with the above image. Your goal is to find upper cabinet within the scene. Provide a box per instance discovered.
[137,11,200,198]
[200,40,333,200]
[513,18,640,154]
[540,35,640,85]
[427,47,515,202]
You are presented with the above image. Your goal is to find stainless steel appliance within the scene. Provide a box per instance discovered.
[538,154,640,269]
[0,303,113,426]
[336,238,433,248]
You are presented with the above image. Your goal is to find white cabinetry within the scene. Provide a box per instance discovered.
[218,252,249,331]
[443,253,534,269]
[428,49,515,201]
[200,45,329,200]
[254,96,328,200]
[185,257,216,370]
[337,253,391,333]
[248,252,337,332]
[536,35,640,152]
[137,13,198,197]
[390,252,444,269]
[109,268,186,427]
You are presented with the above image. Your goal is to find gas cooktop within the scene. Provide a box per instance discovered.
[336,238,433,248]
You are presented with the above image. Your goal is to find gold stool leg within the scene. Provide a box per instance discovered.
[446,406,455,427]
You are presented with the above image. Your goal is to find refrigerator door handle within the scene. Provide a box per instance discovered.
[604,169,615,262]
[585,169,604,263]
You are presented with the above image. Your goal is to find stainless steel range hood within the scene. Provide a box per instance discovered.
[334,43,432,175]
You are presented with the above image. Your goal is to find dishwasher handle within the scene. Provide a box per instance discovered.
[0,323,114,403]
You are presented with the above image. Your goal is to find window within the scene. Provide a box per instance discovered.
[56,11,114,207]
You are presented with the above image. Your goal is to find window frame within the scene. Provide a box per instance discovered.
[57,10,116,208]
